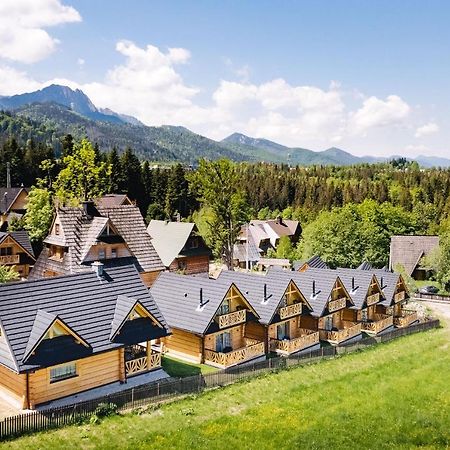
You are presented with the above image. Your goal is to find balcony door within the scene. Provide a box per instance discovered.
[324,315,333,331]
[216,331,231,352]
[277,322,290,340]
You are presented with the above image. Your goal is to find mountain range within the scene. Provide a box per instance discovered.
[0,84,449,167]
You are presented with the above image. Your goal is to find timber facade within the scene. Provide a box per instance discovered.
[0,231,35,279]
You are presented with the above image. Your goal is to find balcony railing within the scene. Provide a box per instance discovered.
[319,322,362,344]
[204,341,265,368]
[328,297,347,312]
[361,314,393,334]
[217,309,246,329]
[394,291,406,303]
[279,303,302,320]
[0,254,19,264]
[394,310,418,328]
[125,345,162,377]
[366,292,380,306]
[270,329,319,354]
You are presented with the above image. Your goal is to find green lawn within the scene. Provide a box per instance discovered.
[3,327,450,449]
[161,355,218,378]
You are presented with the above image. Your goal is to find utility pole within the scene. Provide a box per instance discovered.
[6,162,11,189]
[246,222,249,272]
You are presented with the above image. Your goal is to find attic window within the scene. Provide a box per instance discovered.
[55,224,60,235]
[0,247,12,256]
[190,238,199,249]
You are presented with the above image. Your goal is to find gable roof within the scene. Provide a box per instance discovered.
[0,187,28,214]
[293,255,329,271]
[0,265,169,373]
[362,269,405,306]
[95,194,131,208]
[31,204,163,279]
[147,220,199,267]
[0,230,35,259]
[150,272,258,335]
[390,235,439,275]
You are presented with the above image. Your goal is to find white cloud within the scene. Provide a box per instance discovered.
[0,66,41,95]
[415,122,439,138]
[348,95,410,136]
[0,0,81,63]
[77,58,85,67]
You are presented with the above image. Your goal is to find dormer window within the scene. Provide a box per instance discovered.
[55,224,60,235]
[98,249,106,260]
[190,238,199,249]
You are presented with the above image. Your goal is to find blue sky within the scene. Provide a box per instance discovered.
[0,0,449,157]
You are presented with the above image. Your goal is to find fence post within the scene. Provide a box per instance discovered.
[131,388,134,407]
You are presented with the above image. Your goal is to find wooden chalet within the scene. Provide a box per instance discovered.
[0,264,170,409]
[150,272,264,368]
[0,187,28,231]
[218,271,320,356]
[0,230,35,278]
[266,269,362,346]
[147,220,211,275]
[336,269,394,336]
[30,202,164,287]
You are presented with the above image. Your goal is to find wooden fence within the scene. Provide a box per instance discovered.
[0,319,440,441]
[414,292,450,303]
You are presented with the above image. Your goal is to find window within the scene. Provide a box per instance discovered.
[218,298,230,315]
[111,248,118,258]
[55,224,60,235]
[178,259,187,271]
[50,363,77,383]
[216,332,231,352]
[361,309,368,322]
[190,238,199,249]
[324,315,333,331]
[0,247,12,256]
[277,322,290,340]
[98,248,106,260]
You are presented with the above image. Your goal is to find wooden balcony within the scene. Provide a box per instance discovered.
[0,254,19,264]
[279,303,302,320]
[319,321,362,344]
[328,297,347,312]
[366,292,380,306]
[217,309,246,329]
[394,310,418,328]
[361,314,393,335]
[394,291,406,303]
[270,328,319,354]
[125,345,162,377]
[204,341,265,368]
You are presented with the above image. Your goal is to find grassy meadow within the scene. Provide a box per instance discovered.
[3,325,449,450]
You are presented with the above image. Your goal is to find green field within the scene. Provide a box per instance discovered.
[161,355,218,377]
[3,325,449,449]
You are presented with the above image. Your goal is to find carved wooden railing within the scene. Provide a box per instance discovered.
[361,314,393,334]
[204,341,265,367]
[0,254,19,264]
[328,297,347,312]
[394,310,418,328]
[218,309,246,329]
[394,291,406,303]
[125,352,161,376]
[366,292,380,306]
[271,329,319,354]
[319,322,362,344]
[279,303,302,320]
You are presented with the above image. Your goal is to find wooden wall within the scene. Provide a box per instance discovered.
[170,255,210,275]
[0,364,27,409]
[140,270,162,287]
[28,350,121,408]
[204,325,245,353]
[299,315,318,330]
[84,242,131,262]
[162,328,203,363]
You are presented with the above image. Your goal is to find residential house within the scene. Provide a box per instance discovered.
[147,220,211,275]
[267,269,362,346]
[0,187,29,231]
[29,202,164,286]
[150,272,264,368]
[0,264,170,410]
[218,271,320,356]
[0,230,35,278]
[293,255,329,272]
[95,194,133,208]
[389,235,439,280]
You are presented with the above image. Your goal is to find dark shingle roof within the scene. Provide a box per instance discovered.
[95,194,131,208]
[0,230,35,259]
[357,261,373,271]
[0,187,28,214]
[0,265,169,373]
[293,255,329,271]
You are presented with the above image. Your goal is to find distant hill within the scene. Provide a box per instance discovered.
[414,155,450,168]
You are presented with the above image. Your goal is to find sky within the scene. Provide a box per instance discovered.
[0,0,449,158]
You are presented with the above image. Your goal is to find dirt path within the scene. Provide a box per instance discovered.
[422,301,450,332]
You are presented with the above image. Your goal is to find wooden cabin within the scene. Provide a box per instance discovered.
[30,201,164,286]
[219,271,320,356]
[0,187,29,231]
[0,264,170,410]
[147,220,211,275]
[0,230,35,278]
[151,272,265,368]
[336,269,394,336]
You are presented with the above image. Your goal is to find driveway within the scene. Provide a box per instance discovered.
[0,394,21,420]
[421,300,450,330]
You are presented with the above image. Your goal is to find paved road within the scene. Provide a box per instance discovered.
[422,301,450,328]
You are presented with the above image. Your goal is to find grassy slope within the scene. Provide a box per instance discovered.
[4,328,450,450]
[161,355,217,377]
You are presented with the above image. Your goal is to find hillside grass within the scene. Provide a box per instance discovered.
[3,326,449,450]
[161,355,218,377]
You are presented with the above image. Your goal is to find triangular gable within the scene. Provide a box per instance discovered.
[411,250,426,275]
[110,295,163,341]
[23,310,89,363]
[224,284,260,318]
[0,318,19,372]
[325,277,354,314]
[364,274,384,307]
[3,188,25,214]
[0,234,35,260]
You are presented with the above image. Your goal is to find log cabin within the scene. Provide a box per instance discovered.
[0,187,29,231]
[29,201,164,287]
[147,220,211,275]
[150,272,264,368]
[218,271,320,356]
[335,269,394,336]
[0,264,169,410]
[0,230,35,278]
[266,268,362,346]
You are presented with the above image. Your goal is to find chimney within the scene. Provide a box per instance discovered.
[199,288,209,309]
[81,201,99,219]
[3,193,7,212]
[264,283,267,302]
[312,280,316,296]
[91,261,104,277]
[352,277,355,291]
[276,216,283,225]
[6,162,11,189]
